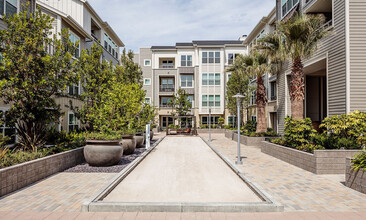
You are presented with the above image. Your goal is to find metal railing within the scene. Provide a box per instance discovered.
[160,85,175,92]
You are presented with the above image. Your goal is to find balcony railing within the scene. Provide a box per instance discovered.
[160,64,174,69]
[159,104,172,108]
[160,85,175,92]
[321,19,333,30]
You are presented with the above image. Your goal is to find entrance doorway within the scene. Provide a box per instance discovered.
[161,116,173,129]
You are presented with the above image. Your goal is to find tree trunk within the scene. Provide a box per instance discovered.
[290,57,305,120]
[256,75,267,133]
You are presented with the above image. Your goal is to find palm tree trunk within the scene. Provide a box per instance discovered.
[290,57,305,120]
[256,75,267,133]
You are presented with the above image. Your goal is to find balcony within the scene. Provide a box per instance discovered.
[159,58,175,69]
[160,85,175,92]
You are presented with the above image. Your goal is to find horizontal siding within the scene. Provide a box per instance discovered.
[349,0,366,112]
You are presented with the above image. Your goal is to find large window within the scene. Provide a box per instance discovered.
[202,51,220,64]
[0,109,16,144]
[104,33,118,59]
[228,116,237,127]
[160,97,173,107]
[282,0,299,18]
[181,55,192,66]
[162,60,174,68]
[201,116,220,125]
[202,95,220,107]
[228,53,240,64]
[160,78,174,92]
[202,73,220,86]
[0,0,17,17]
[68,113,79,133]
[181,75,193,88]
[68,83,80,96]
[69,32,80,58]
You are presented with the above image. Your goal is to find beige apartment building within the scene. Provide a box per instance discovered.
[135,40,248,130]
[0,0,124,144]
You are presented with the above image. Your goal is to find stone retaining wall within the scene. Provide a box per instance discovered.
[232,133,266,147]
[261,141,361,174]
[225,130,235,139]
[0,147,84,197]
[197,129,225,134]
[345,158,366,194]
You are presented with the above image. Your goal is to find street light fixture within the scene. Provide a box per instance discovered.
[233,93,245,165]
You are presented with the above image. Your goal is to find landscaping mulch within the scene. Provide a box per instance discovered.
[64,147,146,173]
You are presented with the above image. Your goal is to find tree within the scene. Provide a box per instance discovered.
[169,88,192,116]
[273,14,331,119]
[0,6,78,151]
[116,49,143,85]
[226,54,253,125]
[76,43,115,131]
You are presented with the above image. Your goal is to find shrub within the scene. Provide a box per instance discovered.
[296,144,324,153]
[0,150,48,168]
[320,111,366,149]
[223,124,232,129]
[351,151,366,171]
[218,117,225,128]
[283,116,316,149]
[244,120,257,133]
[82,131,121,140]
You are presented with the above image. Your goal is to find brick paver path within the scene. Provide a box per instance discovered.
[201,133,366,212]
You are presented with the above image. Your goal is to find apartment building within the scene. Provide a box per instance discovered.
[135,39,247,130]
[244,8,278,132]
[274,0,366,133]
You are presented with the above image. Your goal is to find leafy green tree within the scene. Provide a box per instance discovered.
[76,43,115,131]
[136,103,157,131]
[0,6,78,150]
[270,14,331,119]
[169,88,192,116]
[116,49,143,85]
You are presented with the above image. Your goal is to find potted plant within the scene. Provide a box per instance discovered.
[121,129,137,155]
[134,129,144,148]
[83,131,123,166]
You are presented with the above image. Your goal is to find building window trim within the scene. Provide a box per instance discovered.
[202,94,220,107]
[144,78,151,86]
[181,55,192,67]
[68,112,80,133]
[144,59,151,66]
[145,97,151,104]
[181,75,193,88]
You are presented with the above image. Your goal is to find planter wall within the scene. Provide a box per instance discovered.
[225,129,235,139]
[261,141,362,174]
[345,158,366,194]
[197,129,225,134]
[0,147,84,197]
[232,133,266,147]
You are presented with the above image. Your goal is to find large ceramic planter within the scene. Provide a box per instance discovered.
[121,135,136,155]
[134,133,144,148]
[143,130,154,141]
[84,140,123,166]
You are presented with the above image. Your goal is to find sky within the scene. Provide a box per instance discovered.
[89,0,275,52]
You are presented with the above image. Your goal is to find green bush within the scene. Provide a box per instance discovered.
[82,131,121,140]
[243,120,257,133]
[283,116,316,149]
[0,150,47,168]
[223,125,232,129]
[351,151,366,171]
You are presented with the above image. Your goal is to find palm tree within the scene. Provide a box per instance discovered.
[269,14,331,119]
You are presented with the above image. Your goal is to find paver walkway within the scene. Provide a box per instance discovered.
[201,133,366,212]
[104,136,261,203]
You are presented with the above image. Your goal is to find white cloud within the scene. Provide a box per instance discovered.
[88,0,275,52]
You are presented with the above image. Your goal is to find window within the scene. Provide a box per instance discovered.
[160,97,173,107]
[250,90,256,105]
[228,116,237,127]
[251,116,257,122]
[201,116,220,125]
[145,97,151,104]
[144,59,151,66]
[227,73,232,81]
[68,83,80,96]
[0,0,17,17]
[68,113,79,132]
[202,95,207,107]
[270,81,277,101]
[202,74,208,86]
[203,73,220,86]
[215,95,220,107]
[181,55,192,66]
[202,95,220,107]
[202,52,208,63]
[282,0,299,18]
[69,32,80,58]
[202,51,220,64]
[181,75,193,88]
[144,78,151,85]
[0,109,16,144]
[215,73,220,85]
[104,33,118,59]
[162,60,174,68]
[228,53,240,64]
[187,95,193,106]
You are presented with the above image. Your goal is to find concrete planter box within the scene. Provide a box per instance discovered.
[261,141,362,174]
[0,147,84,197]
[345,158,366,194]
[232,133,266,147]
[225,129,235,139]
[197,129,225,134]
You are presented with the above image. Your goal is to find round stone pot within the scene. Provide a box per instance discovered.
[84,140,123,167]
[121,135,136,155]
[134,133,144,148]
[150,130,154,140]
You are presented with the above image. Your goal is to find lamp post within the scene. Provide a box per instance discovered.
[208,108,211,142]
[233,93,245,165]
